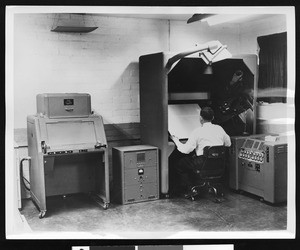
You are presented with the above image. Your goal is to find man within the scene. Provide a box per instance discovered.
[169,106,231,197]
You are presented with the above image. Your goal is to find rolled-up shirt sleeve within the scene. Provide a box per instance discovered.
[223,132,231,147]
[175,131,197,154]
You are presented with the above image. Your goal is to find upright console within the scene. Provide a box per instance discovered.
[112,145,159,204]
[27,93,110,218]
[229,135,287,203]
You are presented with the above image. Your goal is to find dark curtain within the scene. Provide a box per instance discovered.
[257,32,287,103]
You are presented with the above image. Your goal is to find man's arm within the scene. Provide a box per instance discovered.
[171,134,197,154]
[223,132,231,147]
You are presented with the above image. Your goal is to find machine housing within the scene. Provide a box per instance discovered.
[229,135,287,203]
[139,49,258,195]
[27,93,110,217]
[112,145,159,204]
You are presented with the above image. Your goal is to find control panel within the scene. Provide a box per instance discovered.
[238,139,265,163]
[44,143,107,156]
[230,135,287,204]
[239,148,265,163]
[238,138,266,172]
[112,145,159,205]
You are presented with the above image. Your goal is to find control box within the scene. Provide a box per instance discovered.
[228,134,273,190]
[229,135,287,204]
[112,145,159,204]
[37,93,91,118]
[239,139,265,164]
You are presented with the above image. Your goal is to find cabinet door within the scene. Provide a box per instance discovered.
[124,185,143,203]
[141,183,159,200]
[124,183,159,204]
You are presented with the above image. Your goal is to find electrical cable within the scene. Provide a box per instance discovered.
[20,157,31,191]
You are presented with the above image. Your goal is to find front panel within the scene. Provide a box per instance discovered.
[238,138,266,197]
[27,116,47,211]
[234,137,287,203]
[112,146,159,204]
[44,154,99,196]
[228,134,270,190]
[27,95,110,216]
[38,116,107,154]
[238,158,264,196]
[124,150,157,169]
[46,121,97,147]
[263,143,287,203]
[228,136,246,190]
[37,93,91,118]
[124,167,158,186]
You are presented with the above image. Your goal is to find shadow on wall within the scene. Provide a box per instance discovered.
[112,61,139,91]
[98,62,140,125]
[100,62,141,183]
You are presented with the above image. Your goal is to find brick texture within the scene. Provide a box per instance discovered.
[13,14,169,127]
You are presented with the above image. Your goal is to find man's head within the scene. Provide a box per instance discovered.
[200,107,214,124]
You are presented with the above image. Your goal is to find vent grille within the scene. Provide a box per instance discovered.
[276,145,287,154]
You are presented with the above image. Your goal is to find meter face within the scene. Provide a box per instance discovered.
[64,98,74,106]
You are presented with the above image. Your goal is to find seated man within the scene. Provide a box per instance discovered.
[169,106,231,197]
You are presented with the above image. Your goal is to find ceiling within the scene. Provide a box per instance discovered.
[95,13,280,24]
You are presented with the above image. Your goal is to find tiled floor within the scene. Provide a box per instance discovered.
[20,189,287,236]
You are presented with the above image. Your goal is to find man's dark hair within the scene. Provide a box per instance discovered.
[200,107,214,121]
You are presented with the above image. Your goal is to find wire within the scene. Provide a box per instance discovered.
[20,157,31,191]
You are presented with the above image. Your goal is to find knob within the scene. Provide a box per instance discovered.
[41,141,47,154]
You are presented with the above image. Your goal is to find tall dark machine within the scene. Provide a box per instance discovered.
[139,41,258,196]
[27,93,110,218]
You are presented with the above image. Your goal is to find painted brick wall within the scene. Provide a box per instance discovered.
[13,14,169,128]
[13,13,258,129]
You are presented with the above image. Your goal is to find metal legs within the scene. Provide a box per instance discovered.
[187,181,224,203]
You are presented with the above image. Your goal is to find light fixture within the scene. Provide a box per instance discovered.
[51,26,98,33]
[166,40,220,71]
[200,44,231,64]
[166,40,232,74]
[187,14,215,24]
[203,64,213,75]
[200,14,252,26]
[51,13,98,33]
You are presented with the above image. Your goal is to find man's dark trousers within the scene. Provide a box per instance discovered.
[169,148,205,195]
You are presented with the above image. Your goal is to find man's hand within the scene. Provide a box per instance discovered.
[170,134,180,145]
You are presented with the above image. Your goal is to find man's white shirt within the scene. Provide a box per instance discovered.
[173,122,231,156]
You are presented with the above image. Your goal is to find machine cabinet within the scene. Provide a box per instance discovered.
[112,145,159,204]
[139,47,258,195]
[27,93,110,218]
